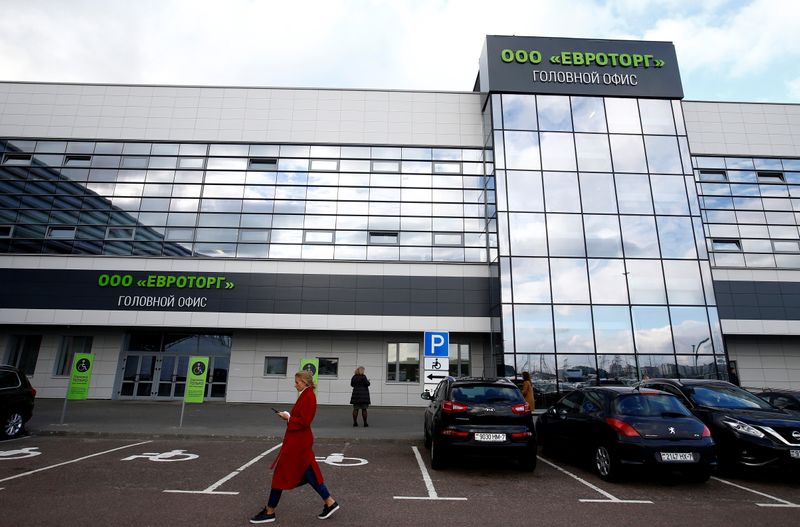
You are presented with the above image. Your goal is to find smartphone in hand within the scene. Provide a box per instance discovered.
[271,407,280,413]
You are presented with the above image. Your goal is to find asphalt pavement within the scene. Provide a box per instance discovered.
[26,398,425,441]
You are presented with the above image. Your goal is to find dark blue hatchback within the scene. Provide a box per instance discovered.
[539,386,717,482]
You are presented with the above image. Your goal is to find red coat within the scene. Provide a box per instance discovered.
[270,388,324,489]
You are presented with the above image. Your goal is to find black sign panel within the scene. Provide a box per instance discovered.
[0,268,492,318]
[479,35,683,99]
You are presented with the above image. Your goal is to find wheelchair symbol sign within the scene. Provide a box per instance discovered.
[315,453,368,467]
[0,447,41,460]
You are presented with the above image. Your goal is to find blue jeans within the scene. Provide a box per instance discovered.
[268,465,330,508]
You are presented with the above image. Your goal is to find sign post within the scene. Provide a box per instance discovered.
[60,353,94,424]
[423,331,449,395]
[180,356,209,427]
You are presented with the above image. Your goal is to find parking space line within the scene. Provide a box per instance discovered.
[0,440,152,486]
[538,456,653,504]
[164,442,282,495]
[711,477,800,508]
[393,446,467,501]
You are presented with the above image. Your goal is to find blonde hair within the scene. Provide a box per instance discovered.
[355,366,365,375]
[296,370,316,389]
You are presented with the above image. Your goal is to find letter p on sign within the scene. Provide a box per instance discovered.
[424,331,449,357]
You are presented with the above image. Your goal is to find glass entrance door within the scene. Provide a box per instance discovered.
[119,354,157,398]
[118,353,228,400]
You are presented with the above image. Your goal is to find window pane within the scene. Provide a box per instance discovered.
[663,260,705,304]
[588,259,628,303]
[645,136,682,174]
[547,214,585,256]
[502,94,537,129]
[615,173,653,213]
[540,132,576,171]
[571,97,607,133]
[558,354,597,383]
[575,134,612,172]
[657,216,697,258]
[639,99,675,135]
[650,175,689,214]
[508,213,547,255]
[550,258,589,303]
[537,95,572,131]
[544,171,580,212]
[631,306,674,353]
[554,306,594,353]
[605,98,641,133]
[626,259,667,304]
[510,257,551,302]
[504,131,541,170]
[584,215,623,257]
[593,306,634,354]
[637,354,678,379]
[506,171,544,211]
[514,305,554,352]
[580,172,617,213]
[620,216,660,257]
[670,307,712,355]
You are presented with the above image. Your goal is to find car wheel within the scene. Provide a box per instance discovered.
[519,447,537,472]
[594,444,621,482]
[430,438,447,470]
[2,411,24,439]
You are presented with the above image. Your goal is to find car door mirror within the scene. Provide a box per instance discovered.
[421,391,432,401]
[547,406,557,416]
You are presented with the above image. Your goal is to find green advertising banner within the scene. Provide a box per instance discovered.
[299,358,319,388]
[184,356,209,403]
[67,353,94,400]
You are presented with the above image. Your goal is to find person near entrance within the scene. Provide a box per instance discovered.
[521,371,535,411]
[350,366,371,427]
[250,370,340,523]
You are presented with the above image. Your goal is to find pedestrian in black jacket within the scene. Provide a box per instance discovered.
[350,366,371,427]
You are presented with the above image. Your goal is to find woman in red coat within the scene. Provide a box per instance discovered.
[250,370,340,523]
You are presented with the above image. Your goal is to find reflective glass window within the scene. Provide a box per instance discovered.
[507,212,547,255]
[540,132,576,171]
[506,171,544,212]
[544,172,580,212]
[638,99,675,135]
[554,306,594,353]
[670,307,712,355]
[626,259,666,304]
[584,215,623,257]
[663,260,705,304]
[547,214,585,257]
[645,136,682,174]
[514,305,554,353]
[579,173,617,213]
[537,95,572,131]
[617,173,653,213]
[605,98,641,133]
[571,97,606,133]
[557,355,597,382]
[631,306,674,353]
[620,215,660,257]
[575,134,612,172]
[637,354,678,379]
[657,216,697,259]
[610,135,647,173]
[550,258,589,303]
[588,259,628,303]
[510,257,551,302]
[501,94,537,129]
[504,131,541,170]
[593,306,634,354]
[650,175,689,214]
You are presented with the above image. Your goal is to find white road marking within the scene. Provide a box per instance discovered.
[711,476,800,508]
[0,441,152,485]
[393,446,467,501]
[538,456,653,504]
[164,442,282,495]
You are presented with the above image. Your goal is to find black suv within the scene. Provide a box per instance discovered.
[421,377,537,471]
[640,378,800,471]
[0,365,36,439]
[753,389,800,412]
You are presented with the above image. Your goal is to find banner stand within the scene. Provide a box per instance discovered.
[179,356,209,428]
[60,353,94,425]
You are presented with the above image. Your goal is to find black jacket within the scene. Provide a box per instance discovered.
[350,374,371,405]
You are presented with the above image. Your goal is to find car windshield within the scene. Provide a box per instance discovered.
[688,385,774,409]
[612,394,692,417]
[452,385,523,404]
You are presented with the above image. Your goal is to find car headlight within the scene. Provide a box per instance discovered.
[721,417,765,438]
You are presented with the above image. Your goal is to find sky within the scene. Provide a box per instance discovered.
[0,0,798,102]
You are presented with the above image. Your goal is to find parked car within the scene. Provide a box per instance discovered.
[539,386,716,482]
[0,365,36,439]
[421,377,537,471]
[640,379,800,472]
[753,389,800,412]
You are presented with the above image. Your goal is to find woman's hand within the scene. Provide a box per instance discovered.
[278,411,290,421]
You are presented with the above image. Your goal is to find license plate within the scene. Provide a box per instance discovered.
[474,433,506,442]
[660,452,695,462]
[790,450,800,459]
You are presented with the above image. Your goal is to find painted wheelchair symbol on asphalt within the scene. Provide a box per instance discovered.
[121,449,200,462]
[315,453,368,466]
[0,447,42,460]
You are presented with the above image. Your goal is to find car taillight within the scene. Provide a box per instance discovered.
[702,424,711,438]
[31,387,37,397]
[442,400,469,413]
[511,402,530,414]
[606,417,640,437]
[441,429,469,437]
[511,431,533,438]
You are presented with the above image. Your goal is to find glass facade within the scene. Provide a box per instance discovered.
[695,156,800,268]
[488,94,727,393]
[0,140,488,263]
